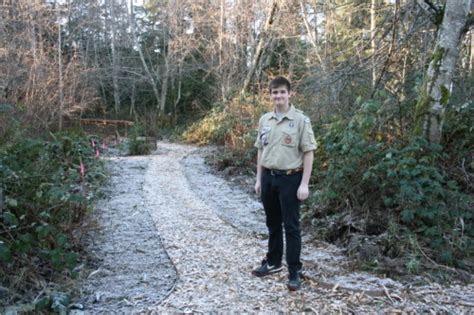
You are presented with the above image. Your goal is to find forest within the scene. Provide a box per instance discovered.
[0,0,473,312]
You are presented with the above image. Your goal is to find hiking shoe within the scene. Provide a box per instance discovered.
[287,272,301,291]
[252,262,283,277]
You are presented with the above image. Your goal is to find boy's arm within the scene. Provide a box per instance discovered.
[297,116,317,201]
[255,149,263,196]
[297,150,313,201]
[254,116,263,196]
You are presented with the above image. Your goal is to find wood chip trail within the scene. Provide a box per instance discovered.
[140,142,474,313]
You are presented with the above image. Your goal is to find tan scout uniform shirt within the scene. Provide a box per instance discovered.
[254,105,317,170]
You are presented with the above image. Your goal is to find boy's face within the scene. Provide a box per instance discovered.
[270,85,290,107]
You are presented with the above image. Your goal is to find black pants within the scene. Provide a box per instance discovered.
[261,168,302,274]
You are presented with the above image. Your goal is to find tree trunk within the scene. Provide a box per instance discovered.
[300,0,324,68]
[236,0,248,77]
[58,14,64,130]
[415,0,472,143]
[107,0,121,114]
[128,0,160,110]
[219,0,226,102]
[0,186,3,212]
[27,8,38,103]
[241,0,278,94]
[130,79,136,118]
[159,52,169,115]
[93,36,107,101]
[469,31,474,72]
[370,0,378,88]
[173,65,182,122]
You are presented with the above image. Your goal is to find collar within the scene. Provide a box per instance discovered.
[269,104,296,121]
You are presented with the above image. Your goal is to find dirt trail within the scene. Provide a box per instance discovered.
[75,141,474,313]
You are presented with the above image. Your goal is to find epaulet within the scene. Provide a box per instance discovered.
[295,109,307,118]
[295,109,308,119]
[296,110,311,123]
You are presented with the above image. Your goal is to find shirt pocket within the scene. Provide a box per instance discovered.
[281,129,298,147]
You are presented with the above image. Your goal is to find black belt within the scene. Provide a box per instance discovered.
[264,167,303,176]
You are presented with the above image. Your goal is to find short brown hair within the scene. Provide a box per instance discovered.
[269,76,291,93]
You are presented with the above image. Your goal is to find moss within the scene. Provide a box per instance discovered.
[440,85,450,106]
[413,46,447,135]
[434,5,445,27]
[413,81,433,136]
[414,97,433,135]
[415,82,432,118]
[432,47,445,66]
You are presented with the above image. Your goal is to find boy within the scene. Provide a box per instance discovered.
[253,76,316,291]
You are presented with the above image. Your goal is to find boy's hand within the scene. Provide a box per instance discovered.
[255,180,261,196]
[297,184,309,201]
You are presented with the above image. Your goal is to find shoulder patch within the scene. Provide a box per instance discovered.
[304,117,310,123]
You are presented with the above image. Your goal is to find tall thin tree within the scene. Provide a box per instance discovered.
[415,0,473,143]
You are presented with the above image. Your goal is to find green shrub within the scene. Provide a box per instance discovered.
[128,123,153,155]
[0,131,106,289]
[368,138,472,265]
[312,98,473,267]
[312,99,388,210]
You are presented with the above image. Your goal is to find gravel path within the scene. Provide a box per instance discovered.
[73,155,176,313]
[75,141,474,313]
